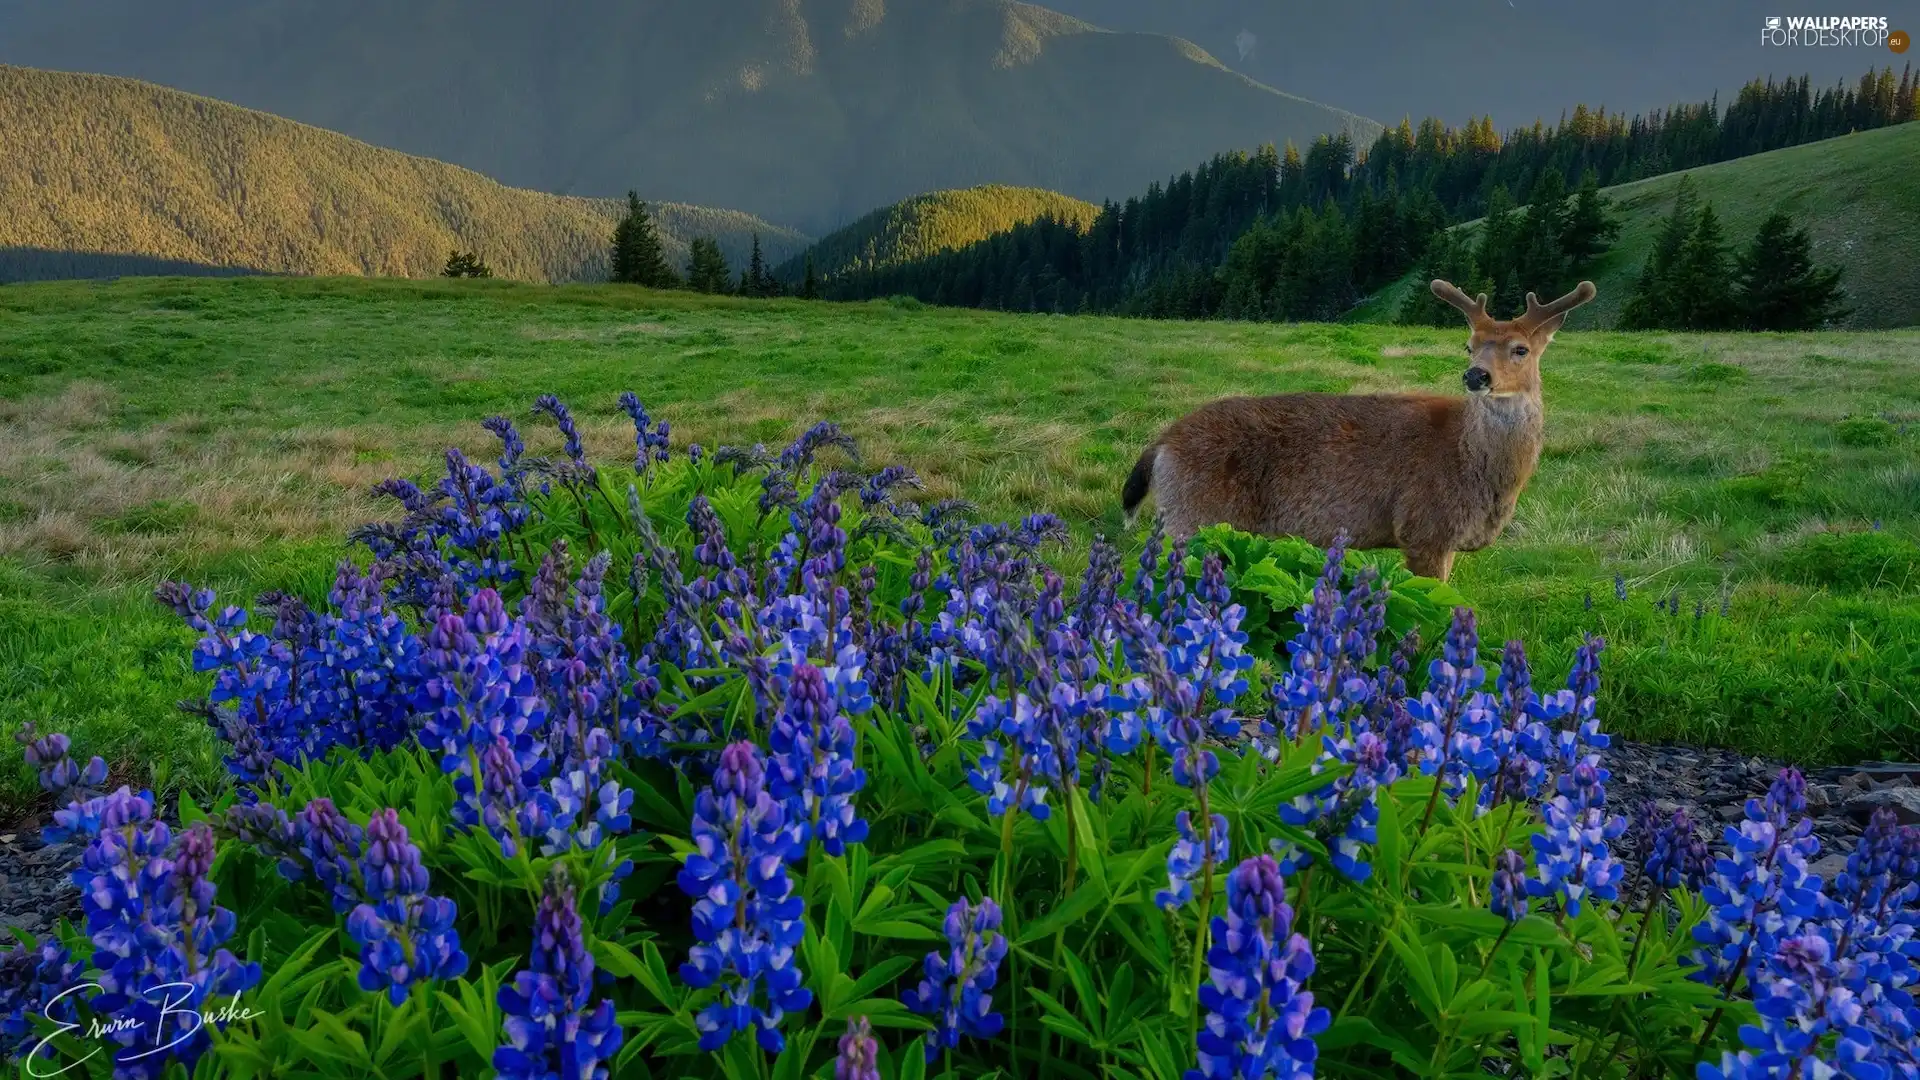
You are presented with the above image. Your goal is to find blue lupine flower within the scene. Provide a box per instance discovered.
[676,742,811,1052]
[835,1017,881,1080]
[768,664,870,856]
[345,809,469,1005]
[858,465,921,510]
[494,867,624,1080]
[74,795,261,1079]
[482,414,527,479]
[1277,729,1399,882]
[1491,848,1529,923]
[1698,930,1877,1080]
[902,898,1008,1061]
[288,796,367,913]
[1691,769,1823,992]
[1409,607,1497,799]
[1158,810,1231,909]
[1190,855,1330,1080]
[1525,761,1626,917]
[0,934,82,1063]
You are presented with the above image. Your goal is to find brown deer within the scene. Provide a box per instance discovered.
[1119,279,1597,582]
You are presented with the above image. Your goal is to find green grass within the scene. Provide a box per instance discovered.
[1350,122,1920,329]
[3,276,1917,814]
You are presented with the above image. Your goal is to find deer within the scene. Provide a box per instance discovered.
[1119,279,1597,582]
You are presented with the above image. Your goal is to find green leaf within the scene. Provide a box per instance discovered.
[1016,881,1108,945]
[853,920,945,942]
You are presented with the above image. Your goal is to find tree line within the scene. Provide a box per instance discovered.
[810,65,1913,321]
[608,192,816,299]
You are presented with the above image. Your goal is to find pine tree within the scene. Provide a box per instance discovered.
[1558,169,1621,269]
[1620,176,1699,329]
[1474,185,1521,304]
[441,250,492,278]
[610,192,677,287]
[1398,228,1491,326]
[1733,211,1849,330]
[685,237,731,294]
[1672,203,1737,330]
[801,254,820,300]
[1514,170,1570,297]
[740,233,769,298]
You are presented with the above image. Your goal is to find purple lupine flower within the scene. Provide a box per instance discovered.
[534,394,589,469]
[834,1017,881,1080]
[779,421,859,474]
[676,742,811,1052]
[1190,855,1330,1080]
[1525,761,1627,917]
[768,664,869,856]
[1642,806,1711,892]
[494,867,624,1080]
[286,797,366,913]
[1491,848,1529,923]
[482,414,527,478]
[858,465,921,509]
[1157,811,1231,909]
[1134,517,1165,606]
[345,809,469,1005]
[902,898,1007,1061]
[16,723,108,807]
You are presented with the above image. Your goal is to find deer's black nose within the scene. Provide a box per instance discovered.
[1463,367,1492,393]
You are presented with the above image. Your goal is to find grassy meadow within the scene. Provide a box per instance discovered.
[2,275,1917,815]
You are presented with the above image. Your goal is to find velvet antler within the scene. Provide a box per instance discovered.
[1518,281,1597,327]
[1431,279,1490,323]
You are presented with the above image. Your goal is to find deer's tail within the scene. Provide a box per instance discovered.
[1121,444,1158,526]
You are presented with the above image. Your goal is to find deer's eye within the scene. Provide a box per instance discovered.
[1512,345,1530,359]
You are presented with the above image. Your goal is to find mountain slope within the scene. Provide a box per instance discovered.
[0,66,808,283]
[0,0,1380,234]
[1350,123,1920,330]
[776,185,1098,281]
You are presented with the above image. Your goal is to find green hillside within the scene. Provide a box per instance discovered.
[1351,122,1920,329]
[0,1,1379,234]
[0,65,809,283]
[776,184,1098,281]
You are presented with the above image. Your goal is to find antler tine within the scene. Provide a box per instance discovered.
[1430,279,1487,322]
[1522,281,1598,324]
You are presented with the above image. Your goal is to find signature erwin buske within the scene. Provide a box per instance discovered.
[19,982,261,1078]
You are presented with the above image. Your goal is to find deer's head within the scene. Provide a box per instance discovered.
[1432,280,1597,399]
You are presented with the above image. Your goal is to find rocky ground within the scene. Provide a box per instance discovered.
[4,744,1918,942]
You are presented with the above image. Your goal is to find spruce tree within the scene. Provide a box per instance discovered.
[741,233,768,298]
[684,237,730,294]
[1398,228,1491,326]
[1673,203,1736,330]
[1733,211,1849,329]
[1474,185,1520,293]
[1620,176,1699,329]
[610,192,677,287]
[1514,170,1570,296]
[1559,169,1621,269]
[801,254,820,300]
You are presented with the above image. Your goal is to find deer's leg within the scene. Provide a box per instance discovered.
[1404,549,1455,582]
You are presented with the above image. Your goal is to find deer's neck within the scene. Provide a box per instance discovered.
[1459,393,1545,499]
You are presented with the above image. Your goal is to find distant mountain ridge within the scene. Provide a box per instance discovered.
[0,66,808,283]
[0,0,1381,234]
[776,185,1099,281]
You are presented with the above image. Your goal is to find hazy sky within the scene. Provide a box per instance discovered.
[1041,0,1920,129]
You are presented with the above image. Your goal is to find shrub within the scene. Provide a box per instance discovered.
[1774,528,1920,592]
[5,397,1917,1078]
[1834,415,1898,448]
